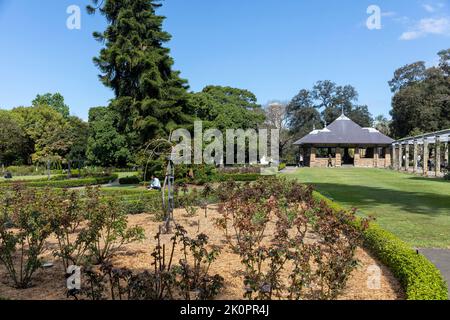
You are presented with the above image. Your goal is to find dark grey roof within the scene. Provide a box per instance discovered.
[293,115,394,145]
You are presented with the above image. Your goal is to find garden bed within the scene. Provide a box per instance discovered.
[0,206,403,300]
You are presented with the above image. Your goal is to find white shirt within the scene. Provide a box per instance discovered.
[151,178,161,188]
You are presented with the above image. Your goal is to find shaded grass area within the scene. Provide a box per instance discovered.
[287,168,450,248]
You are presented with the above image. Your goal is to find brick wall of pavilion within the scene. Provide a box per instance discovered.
[307,146,391,168]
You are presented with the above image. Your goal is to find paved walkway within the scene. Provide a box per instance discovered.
[418,248,450,295]
[279,166,299,174]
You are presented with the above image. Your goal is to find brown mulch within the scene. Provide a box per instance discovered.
[0,206,404,300]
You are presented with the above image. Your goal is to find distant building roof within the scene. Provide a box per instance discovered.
[294,114,394,145]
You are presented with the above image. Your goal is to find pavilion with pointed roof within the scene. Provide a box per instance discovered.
[294,114,394,168]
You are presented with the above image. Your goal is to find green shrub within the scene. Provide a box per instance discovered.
[278,163,287,171]
[217,166,261,174]
[364,224,447,300]
[0,175,118,188]
[0,174,68,184]
[121,198,163,215]
[83,187,146,264]
[312,191,448,300]
[119,176,141,185]
[0,186,54,288]
[216,173,260,182]
[4,166,61,176]
[99,189,163,215]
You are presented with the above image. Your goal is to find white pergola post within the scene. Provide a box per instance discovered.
[405,143,410,172]
[435,136,441,176]
[392,129,450,176]
[413,140,418,173]
[446,142,449,170]
[423,138,429,176]
[374,146,379,168]
[445,142,449,164]
[392,144,397,169]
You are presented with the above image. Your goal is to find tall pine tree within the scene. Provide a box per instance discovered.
[88,0,193,148]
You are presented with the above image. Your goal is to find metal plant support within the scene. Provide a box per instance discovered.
[140,137,177,234]
[161,152,175,234]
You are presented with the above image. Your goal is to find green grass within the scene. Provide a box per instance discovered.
[105,185,140,190]
[116,171,139,179]
[0,171,138,182]
[0,174,50,182]
[286,168,450,248]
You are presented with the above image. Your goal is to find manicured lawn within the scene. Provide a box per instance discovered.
[116,172,139,179]
[286,168,450,248]
[0,175,49,182]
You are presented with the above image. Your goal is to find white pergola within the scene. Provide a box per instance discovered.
[392,129,450,176]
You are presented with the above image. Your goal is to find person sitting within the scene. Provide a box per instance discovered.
[148,175,161,191]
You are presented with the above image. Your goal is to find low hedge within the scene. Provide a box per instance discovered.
[0,175,118,188]
[0,174,69,184]
[216,173,260,182]
[312,191,448,300]
[120,198,162,215]
[167,173,261,186]
[119,176,141,185]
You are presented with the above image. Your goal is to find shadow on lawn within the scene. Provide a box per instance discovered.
[406,176,450,184]
[309,183,450,216]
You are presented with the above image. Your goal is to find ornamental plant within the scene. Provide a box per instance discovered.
[83,187,146,264]
[0,185,54,288]
[51,189,90,271]
[215,177,367,300]
[70,224,224,300]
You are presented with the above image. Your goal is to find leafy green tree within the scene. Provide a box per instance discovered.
[311,81,372,126]
[286,89,322,139]
[286,81,373,140]
[86,107,131,167]
[389,49,450,138]
[66,116,89,163]
[188,86,265,166]
[190,86,265,130]
[0,110,30,165]
[32,93,70,118]
[374,115,391,136]
[88,0,193,148]
[438,48,450,76]
[11,106,86,164]
[12,106,67,163]
[388,62,426,93]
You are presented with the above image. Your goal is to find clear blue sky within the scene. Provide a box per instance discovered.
[0,0,449,120]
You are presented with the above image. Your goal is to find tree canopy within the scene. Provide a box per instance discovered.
[86,107,131,167]
[189,85,265,130]
[389,49,450,138]
[0,110,29,165]
[286,81,373,140]
[10,106,88,164]
[88,0,193,149]
[32,93,70,118]
[0,94,88,166]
